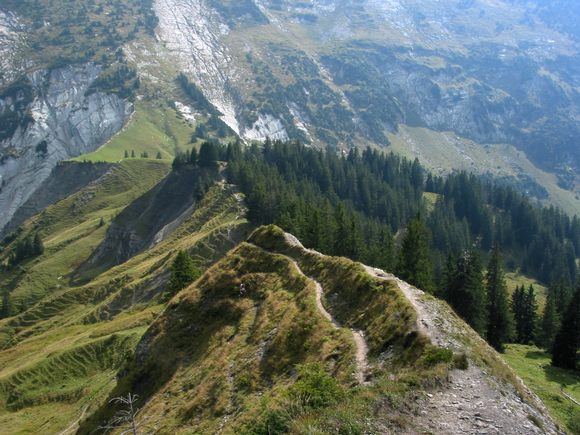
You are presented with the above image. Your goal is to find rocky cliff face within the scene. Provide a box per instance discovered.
[150,0,580,206]
[154,0,242,134]
[0,10,27,87]
[0,63,133,232]
[79,166,218,275]
[1,161,112,237]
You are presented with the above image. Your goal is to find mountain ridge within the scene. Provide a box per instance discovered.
[76,225,559,433]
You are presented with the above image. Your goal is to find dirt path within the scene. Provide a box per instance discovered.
[280,232,559,432]
[363,265,559,434]
[561,388,580,407]
[56,403,90,435]
[290,259,369,385]
[364,266,460,349]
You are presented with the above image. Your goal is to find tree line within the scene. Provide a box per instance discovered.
[221,139,578,368]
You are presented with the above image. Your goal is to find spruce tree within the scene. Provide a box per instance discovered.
[553,280,573,318]
[333,203,351,257]
[552,286,580,370]
[397,217,434,292]
[445,250,487,335]
[190,147,198,164]
[539,287,560,350]
[33,233,44,256]
[199,141,219,167]
[513,285,538,344]
[1,290,12,319]
[124,150,129,159]
[522,285,538,344]
[512,285,525,343]
[131,150,135,158]
[485,246,513,352]
[168,251,200,295]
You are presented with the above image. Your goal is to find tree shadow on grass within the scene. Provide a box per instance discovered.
[543,362,580,389]
[525,349,549,360]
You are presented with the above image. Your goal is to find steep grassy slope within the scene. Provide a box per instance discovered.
[1,161,113,238]
[77,165,219,280]
[73,101,195,163]
[387,126,580,216]
[78,225,558,434]
[0,165,249,434]
[0,159,170,311]
[78,232,432,433]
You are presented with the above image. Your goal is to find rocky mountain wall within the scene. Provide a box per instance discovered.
[0,63,133,232]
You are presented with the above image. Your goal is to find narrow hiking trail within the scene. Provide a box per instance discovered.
[56,403,90,435]
[363,265,559,435]
[278,232,558,433]
[363,265,459,349]
[289,258,369,385]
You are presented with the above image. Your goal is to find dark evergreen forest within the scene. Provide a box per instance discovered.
[173,139,579,364]
[224,139,579,287]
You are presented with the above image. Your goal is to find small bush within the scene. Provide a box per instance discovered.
[420,347,453,367]
[288,363,344,409]
[527,414,544,431]
[568,410,580,435]
[235,373,254,393]
[453,353,469,370]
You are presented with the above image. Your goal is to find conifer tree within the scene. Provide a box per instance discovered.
[486,246,513,352]
[397,217,434,292]
[333,203,354,257]
[522,285,538,344]
[1,290,12,319]
[512,285,538,344]
[168,250,200,295]
[156,151,162,159]
[199,141,219,167]
[552,280,573,317]
[124,150,129,159]
[33,233,44,256]
[369,227,395,272]
[131,150,135,158]
[512,285,525,342]
[551,285,580,370]
[190,147,198,164]
[539,287,560,350]
[445,250,487,335]
[226,140,242,162]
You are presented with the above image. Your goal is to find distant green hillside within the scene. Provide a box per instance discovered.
[74,101,194,164]
[0,160,248,434]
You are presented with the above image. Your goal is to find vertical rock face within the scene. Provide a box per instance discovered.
[154,0,242,134]
[0,10,28,87]
[0,63,133,232]
[154,0,291,142]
